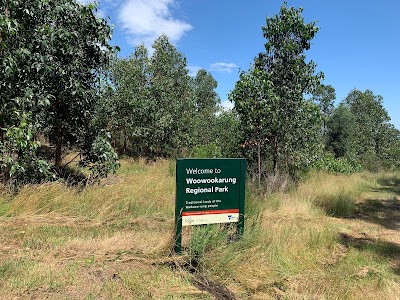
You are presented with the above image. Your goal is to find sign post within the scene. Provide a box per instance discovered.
[174,158,246,253]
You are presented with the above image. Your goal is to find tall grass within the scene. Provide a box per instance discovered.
[182,170,398,298]
[0,160,399,299]
[5,159,176,221]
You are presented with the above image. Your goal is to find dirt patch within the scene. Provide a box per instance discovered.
[322,243,348,266]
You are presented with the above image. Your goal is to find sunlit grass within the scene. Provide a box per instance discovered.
[0,159,399,299]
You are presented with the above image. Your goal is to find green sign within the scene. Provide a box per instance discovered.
[175,158,246,253]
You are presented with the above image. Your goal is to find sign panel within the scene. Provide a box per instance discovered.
[175,158,246,252]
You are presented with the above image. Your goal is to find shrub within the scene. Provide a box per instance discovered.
[188,143,222,158]
[314,152,361,174]
[0,116,53,186]
[80,132,120,179]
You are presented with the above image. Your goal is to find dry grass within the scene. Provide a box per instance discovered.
[189,170,400,299]
[0,160,399,299]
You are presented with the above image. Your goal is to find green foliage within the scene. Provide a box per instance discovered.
[190,108,241,158]
[311,84,336,121]
[0,0,116,167]
[383,128,400,170]
[189,68,223,154]
[148,35,194,157]
[230,3,323,180]
[188,143,222,158]
[327,89,399,170]
[0,114,53,185]
[229,67,279,180]
[311,84,336,142]
[192,69,220,115]
[106,36,195,158]
[326,103,358,160]
[81,133,119,179]
[344,89,391,167]
[214,110,242,158]
[105,40,236,160]
[314,152,361,174]
[106,45,152,156]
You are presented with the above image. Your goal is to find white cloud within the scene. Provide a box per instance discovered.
[118,0,192,49]
[75,0,106,18]
[220,100,234,111]
[187,66,201,77]
[210,62,238,73]
[76,0,94,4]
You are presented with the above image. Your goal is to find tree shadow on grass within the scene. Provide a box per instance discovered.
[355,198,400,230]
[353,175,400,230]
[340,233,400,276]
[376,176,400,195]
[340,175,400,275]
[54,165,89,188]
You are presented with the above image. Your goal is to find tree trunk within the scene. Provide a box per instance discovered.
[273,135,278,175]
[257,141,261,185]
[2,108,8,181]
[55,100,62,167]
[55,123,62,167]
[0,118,4,142]
[123,129,127,154]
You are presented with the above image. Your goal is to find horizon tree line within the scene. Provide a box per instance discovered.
[0,0,399,187]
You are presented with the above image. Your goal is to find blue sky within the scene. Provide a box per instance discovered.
[82,0,399,129]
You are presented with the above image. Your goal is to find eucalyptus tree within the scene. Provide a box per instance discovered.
[214,109,242,158]
[0,0,117,182]
[343,89,394,168]
[1,0,115,166]
[106,37,211,158]
[311,84,336,121]
[230,3,323,178]
[378,124,400,169]
[326,103,358,160]
[108,45,151,155]
[193,69,220,114]
[148,35,195,157]
[311,84,336,143]
[0,0,54,141]
[190,69,220,148]
[230,67,277,182]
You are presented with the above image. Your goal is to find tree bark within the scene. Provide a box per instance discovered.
[273,135,278,175]
[257,141,261,185]
[0,117,4,142]
[55,99,62,167]
[123,129,127,154]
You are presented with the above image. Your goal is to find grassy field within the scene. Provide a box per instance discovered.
[0,159,399,299]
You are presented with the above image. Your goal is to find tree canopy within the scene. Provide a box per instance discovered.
[230,3,323,179]
[1,1,399,186]
[1,0,118,183]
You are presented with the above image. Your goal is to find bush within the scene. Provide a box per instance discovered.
[80,132,120,179]
[314,152,361,174]
[0,116,53,186]
[188,143,223,158]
